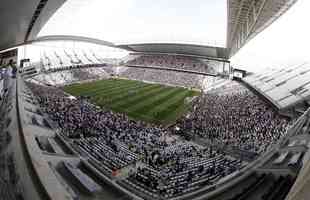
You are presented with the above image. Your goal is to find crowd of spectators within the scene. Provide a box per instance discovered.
[126,54,215,74]
[27,82,242,198]
[33,65,110,86]
[42,63,108,73]
[25,67,292,198]
[119,67,206,89]
[174,81,290,154]
[28,82,186,155]
[35,63,213,89]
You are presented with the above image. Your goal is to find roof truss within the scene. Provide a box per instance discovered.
[227,0,298,57]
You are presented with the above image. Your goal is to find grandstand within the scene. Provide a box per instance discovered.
[243,64,310,111]
[0,0,309,200]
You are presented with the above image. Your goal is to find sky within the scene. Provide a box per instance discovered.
[38,0,227,47]
[230,0,310,72]
[36,0,310,72]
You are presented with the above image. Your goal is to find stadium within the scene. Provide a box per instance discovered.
[0,0,310,200]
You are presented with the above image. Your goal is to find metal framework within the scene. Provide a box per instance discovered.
[24,0,49,42]
[27,35,115,47]
[227,0,298,57]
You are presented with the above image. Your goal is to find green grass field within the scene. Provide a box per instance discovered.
[64,78,200,125]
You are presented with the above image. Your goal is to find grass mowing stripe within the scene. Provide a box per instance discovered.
[64,80,101,91]
[79,80,137,95]
[131,91,190,124]
[150,90,195,115]
[92,82,148,102]
[128,87,184,115]
[66,79,123,96]
[105,85,162,111]
[91,81,147,98]
[85,81,140,97]
[69,78,139,95]
[97,84,158,105]
[110,86,168,111]
[128,90,190,123]
[121,87,177,116]
[109,85,165,110]
[156,91,196,122]
[64,79,118,94]
[65,78,115,90]
[63,78,200,125]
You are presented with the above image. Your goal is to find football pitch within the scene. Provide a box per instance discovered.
[64,78,200,125]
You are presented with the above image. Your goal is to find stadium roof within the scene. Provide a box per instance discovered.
[0,0,298,59]
[28,35,115,47]
[0,0,66,51]
[25,36,228,60]
[116,43,229,61]
[227,0,298,57]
